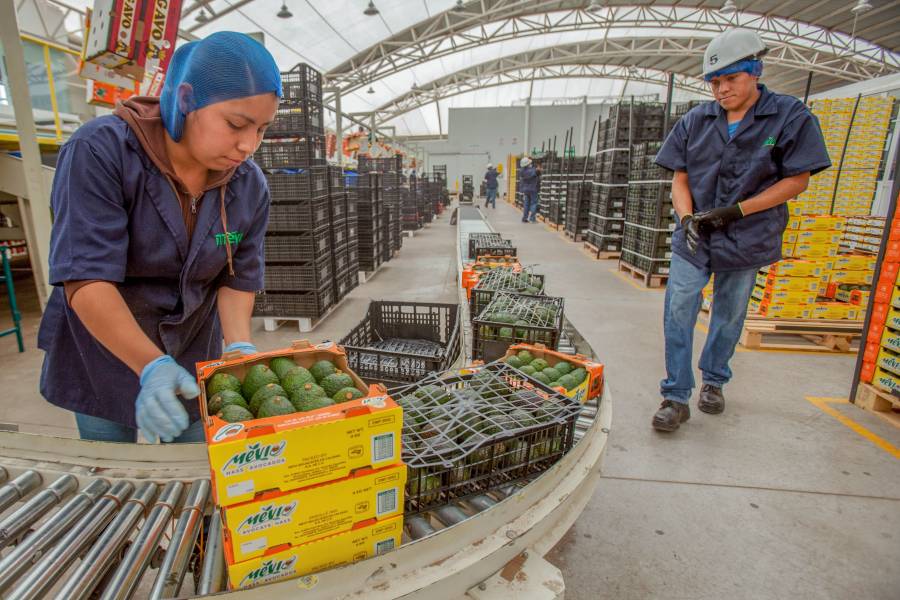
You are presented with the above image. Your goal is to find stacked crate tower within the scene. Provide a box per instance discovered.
[253,63,340,320]
[586,107,632,254]
[563,155,595,240]
[351,170,385,273]
[327,166,360,302]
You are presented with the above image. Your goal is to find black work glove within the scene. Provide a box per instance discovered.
[681,214,701,255]
[694,204,744,234]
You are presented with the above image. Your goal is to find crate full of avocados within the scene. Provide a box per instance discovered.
[198,340,403,507]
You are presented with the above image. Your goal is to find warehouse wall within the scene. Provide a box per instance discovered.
[418,103,610,194]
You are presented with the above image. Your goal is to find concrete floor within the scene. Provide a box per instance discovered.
[1,200,898,598]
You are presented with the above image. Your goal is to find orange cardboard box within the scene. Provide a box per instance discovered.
[860,360,875,383]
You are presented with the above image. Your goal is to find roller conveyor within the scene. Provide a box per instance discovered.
[0,203,610,599]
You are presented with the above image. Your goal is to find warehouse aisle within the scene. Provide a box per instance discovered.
[483,199,900,599]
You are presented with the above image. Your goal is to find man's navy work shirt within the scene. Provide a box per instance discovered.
[655,85,831,272]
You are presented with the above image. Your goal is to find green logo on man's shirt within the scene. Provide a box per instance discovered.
[216,231,244,247]
[762,136,777,147]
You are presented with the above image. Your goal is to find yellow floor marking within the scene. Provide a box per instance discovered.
[805,396,900,460]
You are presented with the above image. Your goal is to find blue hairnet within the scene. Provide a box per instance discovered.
[704,58,763,82]
[160,31,283,141]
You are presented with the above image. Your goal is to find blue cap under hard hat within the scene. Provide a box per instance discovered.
[160,31,283,142]
[703,58,763,82]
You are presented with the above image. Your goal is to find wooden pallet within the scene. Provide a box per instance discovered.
[563,230,582,242]
[582,241,620,260]
[618,261,668,288]
[739,316,861,352]
[854,383,900,427]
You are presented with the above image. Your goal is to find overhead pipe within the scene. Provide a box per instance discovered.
[52,481,158,600]
[7,480,134,600]
[101,481,185,600]
[149,479,210,600]
[0,479,109,593]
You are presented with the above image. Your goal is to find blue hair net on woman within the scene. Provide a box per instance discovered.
[160,31,283,141]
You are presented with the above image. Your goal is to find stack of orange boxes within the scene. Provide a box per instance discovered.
[860,206,900,385]
[197,342,405,589]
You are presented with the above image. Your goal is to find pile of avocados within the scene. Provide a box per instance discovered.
[205,356,366,423]
[478,293,560,343]
[505,349,587,392]
[476,269,543,295]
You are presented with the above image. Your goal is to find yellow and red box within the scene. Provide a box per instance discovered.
[832,254,877,271]
[810,302,861,320]
[755,273,820,292]
[881,327,900,353]
[225,515,404,589]
[830,270,873,286]
[876,347,900,378]
[502,343,604,403]
[791,243,838,259]
[784,230,843,245]
[763,259,826,278]
[197,341,403,507]
[860,360,876,383]
[787,215,847,231]
[221,463,406,563]
[872,367,900,395]
[749,299,810,318]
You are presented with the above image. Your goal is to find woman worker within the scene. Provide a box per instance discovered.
[37,32,282,443]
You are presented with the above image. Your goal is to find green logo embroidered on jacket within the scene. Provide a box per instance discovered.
[762,136,777,147]
[216,231,244,247]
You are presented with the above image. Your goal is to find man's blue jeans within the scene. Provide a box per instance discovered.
[75,412,205,443]
[660,252,757,404]
[485,188,497,208]
[522,191,538,222]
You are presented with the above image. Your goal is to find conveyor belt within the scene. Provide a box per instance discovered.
[0,202,606,598]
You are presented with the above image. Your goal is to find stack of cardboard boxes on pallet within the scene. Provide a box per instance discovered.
[795,96,894,215]
[860,211,900,392]
[704,214,879,320]
[198,343,405,589]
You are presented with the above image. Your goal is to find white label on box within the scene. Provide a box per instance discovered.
[371,432,395,463]
[227,479,255,498]
[240,536,268,556]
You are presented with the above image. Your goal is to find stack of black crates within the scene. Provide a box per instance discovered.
[586,101,667,255]
[350,171,384,273]
[358,155,403,267]
[561,156,593,238]
[621,141,674,278]
[461,175,474,204]
[379,166,403,255]
[253,63,339,320]
[327,166,359,302]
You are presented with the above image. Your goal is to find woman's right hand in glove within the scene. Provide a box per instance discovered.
[135,355,198,443]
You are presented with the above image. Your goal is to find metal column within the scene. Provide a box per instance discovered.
[332,88,344,166]
[579,96,588,155]
[523,79,534,154]
[0,2,54,309]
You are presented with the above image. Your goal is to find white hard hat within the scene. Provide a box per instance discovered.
[520,157,532,167]
[487,162,494,169]
[703,28,768,80]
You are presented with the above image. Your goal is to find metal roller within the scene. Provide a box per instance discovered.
[101,480,184,600]
[0,473,78,551]
[52,481,158,600]
[467,495,497,512]
[6,480,134,600]
[197,511,226,595]
[406,515,437,539]
[149,480,210,600]
[433,504,469,526]
[0,465,7,484]
[0,479,110,593]
[0,470,41,513]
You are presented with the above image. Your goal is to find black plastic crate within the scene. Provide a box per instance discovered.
[588,214,625,235]
[333,265,358,300]
[281,63,323,103]
[332,247,355,274]
[267,98,323,137]
[254,136,326,169]
[265,167,328,202]
[393,361,581,514]
[267,197,331,232]
[623,222,672,257]
[584,231,623,252]
[253,285,334,318]
[264,228,331,263]
[472,292,564,363]
[620,248,670,276]
[467,233,503,259]
[470,269,545,320]
[327,165,345,193]
[340,301,462,388]
[328,193,347,222]
[358,155,402,173]
[263,258,333,291]
[331,221,350,249]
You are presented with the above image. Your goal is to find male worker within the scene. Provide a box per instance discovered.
[519,157,542,223]
[651,29,830,432]
[483,162,501,208]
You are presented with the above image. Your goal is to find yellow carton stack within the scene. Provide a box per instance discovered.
[783,215,845,260]
[795,96,894,216]
[750,264,819,318]
[840,216,885,255]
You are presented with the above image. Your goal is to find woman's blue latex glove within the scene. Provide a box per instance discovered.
[223,341,257,356]
[136,356,198,443]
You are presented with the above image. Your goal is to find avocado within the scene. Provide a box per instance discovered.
[569,368,588,385]
[541,367,561,382]
[517,350,534,365]
[206,372,242,397]
[520,365,537,376]
[557,374,577,391]
[207,389,248,415]
[218,404,254,423]
[281,366,315,394]
[532,371,552,385]
[241,364,279,400]
[414,384,450,405]
[249,383,287,416]
[269,357,298,380]
[505,355,523,369]
[530,359,549,372]
[257,395,295,418]
[321,372,354,398]
[309,360,337,383]
[289,382,328,411]
[333,387,365,403]
[499,327,514,340]
[554,361,573,376]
